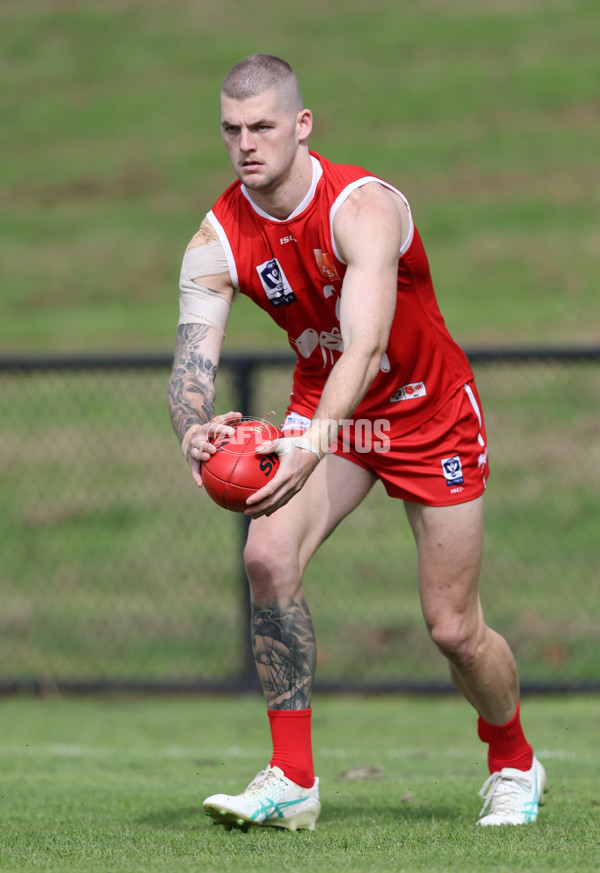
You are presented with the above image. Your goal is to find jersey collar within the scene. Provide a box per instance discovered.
[240,155,323,222]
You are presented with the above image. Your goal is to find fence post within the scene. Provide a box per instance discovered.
[232,357,261,688]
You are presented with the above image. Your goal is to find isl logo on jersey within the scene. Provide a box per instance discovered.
[441,455,464,487]
[256,258,296,307]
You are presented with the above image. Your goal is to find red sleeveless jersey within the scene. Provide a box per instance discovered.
[208,151,474,434]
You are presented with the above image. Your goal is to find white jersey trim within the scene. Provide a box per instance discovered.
[329,178,414,264]
[206,210,239,289]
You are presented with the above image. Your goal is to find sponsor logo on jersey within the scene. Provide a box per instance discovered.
[389,381,427,403]
[314,249,340,282]
[256,258,296,307]
[290,326,344,366]
[441,455,464,486]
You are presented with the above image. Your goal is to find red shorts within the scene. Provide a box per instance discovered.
[284,382,489,507]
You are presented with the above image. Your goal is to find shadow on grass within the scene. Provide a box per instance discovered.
[136,798,466,833]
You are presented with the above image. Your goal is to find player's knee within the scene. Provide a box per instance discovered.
[428,617,480,668]
[244,534,301,599]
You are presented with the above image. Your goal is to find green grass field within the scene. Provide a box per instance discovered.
[2,2,599,869]
[2,694,600,873]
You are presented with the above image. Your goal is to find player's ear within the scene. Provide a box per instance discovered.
[297,108,312,142]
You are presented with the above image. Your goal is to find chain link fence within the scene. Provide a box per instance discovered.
[1,349,598,693]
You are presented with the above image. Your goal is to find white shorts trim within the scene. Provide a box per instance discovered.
[464,383,485,447]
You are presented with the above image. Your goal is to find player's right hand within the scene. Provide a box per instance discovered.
[182,411,242,487]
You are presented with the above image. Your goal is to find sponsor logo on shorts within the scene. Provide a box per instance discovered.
[441,455,464,486]
[256,258,296,307]
[390,381,427,403]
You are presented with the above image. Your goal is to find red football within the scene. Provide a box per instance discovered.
[201,419,282,512]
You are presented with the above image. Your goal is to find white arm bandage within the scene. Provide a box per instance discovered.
[178,240,232,336]
[268,435,325,460]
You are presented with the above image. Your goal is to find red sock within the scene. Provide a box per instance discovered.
[268,709,314,788]
[477,702,534,774]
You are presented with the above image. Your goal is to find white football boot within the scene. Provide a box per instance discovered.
[203,765,321,831]
[477,756,547,826]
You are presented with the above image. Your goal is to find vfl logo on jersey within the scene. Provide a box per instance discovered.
[441,455,464,487]
[390,381,427,403]
[256,258,296,307]
[314,249,340,282]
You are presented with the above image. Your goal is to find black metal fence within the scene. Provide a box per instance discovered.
[1,348,598,694]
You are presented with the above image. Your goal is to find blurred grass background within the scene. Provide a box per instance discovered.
[1,0,599,353]
[1,1,598,687]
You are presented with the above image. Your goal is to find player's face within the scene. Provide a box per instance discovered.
[220,90,311,195]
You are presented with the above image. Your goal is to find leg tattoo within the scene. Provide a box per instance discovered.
[251,596,317,710]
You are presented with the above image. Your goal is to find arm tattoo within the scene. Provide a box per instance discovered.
[251,595,317,710]
[167,323,217,442]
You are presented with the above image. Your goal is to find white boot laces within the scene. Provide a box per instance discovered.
[478,769,531,817]
[245,767,283,796]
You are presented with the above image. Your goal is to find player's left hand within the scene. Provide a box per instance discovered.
[244,436,322,517]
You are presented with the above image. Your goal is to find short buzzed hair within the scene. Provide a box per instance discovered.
[221,54,304,115]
